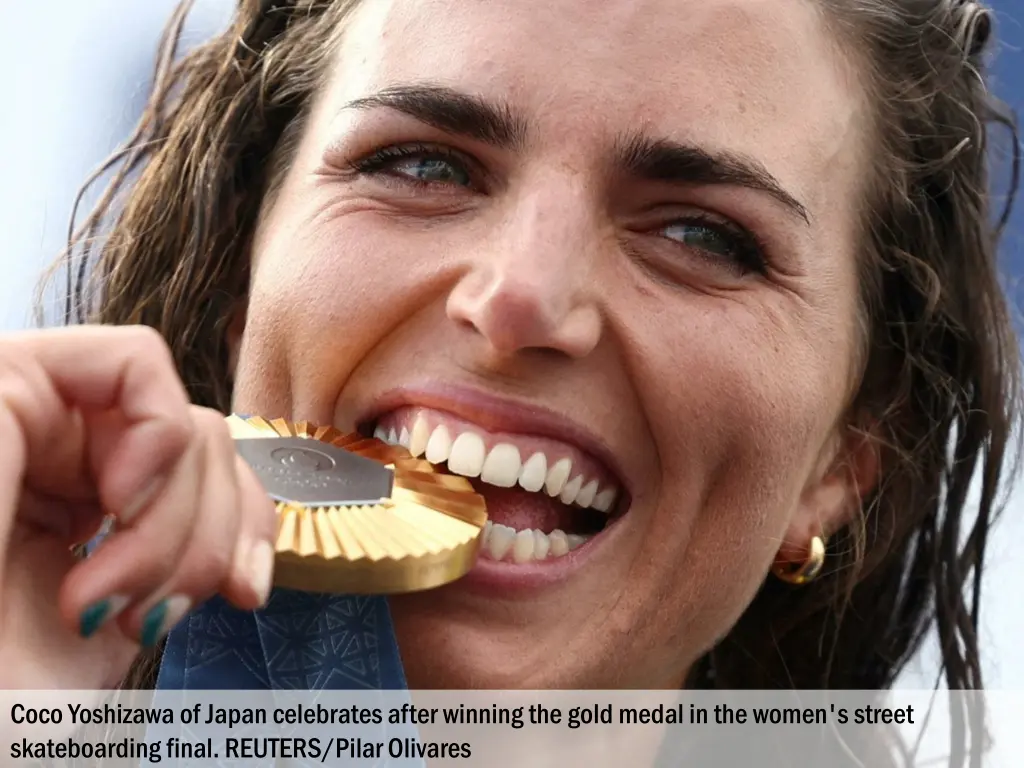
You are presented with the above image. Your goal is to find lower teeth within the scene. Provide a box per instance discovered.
[480,521,591,563]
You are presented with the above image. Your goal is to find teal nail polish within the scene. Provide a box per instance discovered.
[140,600,169,648]
[79,600,111,639]
[138,596,192,648]
[79,595,129,639]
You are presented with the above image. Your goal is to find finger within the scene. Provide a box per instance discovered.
[57,414,204,641]
[57,408,275,646]
[219,453,278,610]
[0,405,29,576]
[118,411,278,644]
[118,408,250,647]
[0,407,96,582]
[2,326,192,517]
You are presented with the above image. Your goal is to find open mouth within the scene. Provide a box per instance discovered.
[360,406,628,565]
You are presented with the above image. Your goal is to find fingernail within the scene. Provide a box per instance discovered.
[247,540,275,606]
[120,476,165,525]
[79,595,130,638]
[139,595,192,647]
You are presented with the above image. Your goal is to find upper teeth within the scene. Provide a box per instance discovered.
[374,416,619,512]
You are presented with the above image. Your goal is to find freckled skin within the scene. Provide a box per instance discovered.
[231,0,874,689]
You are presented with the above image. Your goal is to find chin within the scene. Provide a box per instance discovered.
[388,597,601,689]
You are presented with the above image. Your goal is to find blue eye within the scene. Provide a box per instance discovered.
[664,222,736,257]
[661,219,765,273]
[391,156,472,186]
[351,144,474,188]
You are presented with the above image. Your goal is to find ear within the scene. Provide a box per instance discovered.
[773,422,880,569]
[225,298,248,379]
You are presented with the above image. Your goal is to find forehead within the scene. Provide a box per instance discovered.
[326,0,866,211]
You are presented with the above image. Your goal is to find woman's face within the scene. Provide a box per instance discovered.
[232,0,871,687]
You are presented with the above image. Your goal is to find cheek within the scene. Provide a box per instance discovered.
[623,291,855,619]
[233,207,461,418]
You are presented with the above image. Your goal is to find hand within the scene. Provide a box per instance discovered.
[0,326,277,690]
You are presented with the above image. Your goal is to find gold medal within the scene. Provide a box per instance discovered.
[227,415,487,595]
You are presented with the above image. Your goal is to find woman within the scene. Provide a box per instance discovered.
[0,0,1019,760]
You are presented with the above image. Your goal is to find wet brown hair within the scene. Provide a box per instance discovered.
[51,0,1021,764]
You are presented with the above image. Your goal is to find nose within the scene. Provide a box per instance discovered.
[446,185,603,360]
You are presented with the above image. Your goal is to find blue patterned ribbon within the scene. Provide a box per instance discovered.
[154,591,422,766]
[156,591,407,691]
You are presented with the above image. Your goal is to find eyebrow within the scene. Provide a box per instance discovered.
[343,83,809,224]
[616,134,811,225]
[344,83,527,149]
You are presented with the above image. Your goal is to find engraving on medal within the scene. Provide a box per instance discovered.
[236,436,394,506]
[271,445,334,470]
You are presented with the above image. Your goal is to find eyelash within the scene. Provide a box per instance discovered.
[348,143,768,275]
[662,215,768,275]
[348,143,477,187]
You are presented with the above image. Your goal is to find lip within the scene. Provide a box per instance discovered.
[354,382,633,497]
[354,383,636,597]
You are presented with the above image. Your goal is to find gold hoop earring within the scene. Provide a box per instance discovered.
[772,535,827,585]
